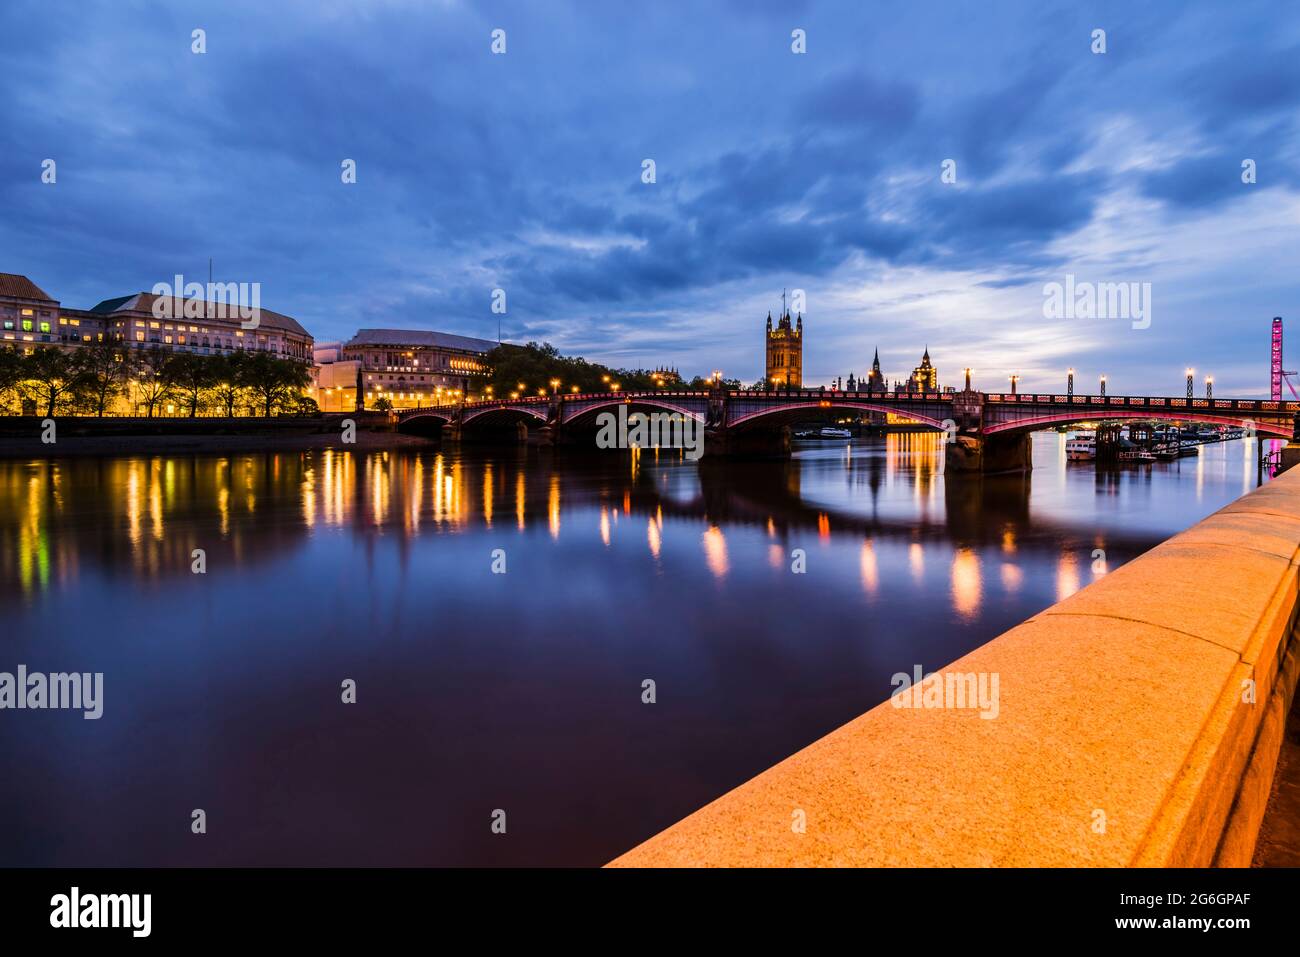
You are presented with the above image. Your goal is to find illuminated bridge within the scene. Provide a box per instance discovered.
[394,388,1300,473]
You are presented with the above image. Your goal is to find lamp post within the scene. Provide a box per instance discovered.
[1205,375,1213,400]
[1009,374,1019,395]
[1067,367,1074,397]
[1186,368,1194,400]
[963,367,972,391]
[1100,374,1107,397]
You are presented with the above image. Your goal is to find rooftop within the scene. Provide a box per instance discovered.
[344,328,498,354]
[0,273,55,302]
[87,293,311,338]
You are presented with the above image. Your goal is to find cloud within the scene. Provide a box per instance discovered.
[0,0,1297,394]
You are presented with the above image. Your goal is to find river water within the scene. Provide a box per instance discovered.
[0,433,1272,865]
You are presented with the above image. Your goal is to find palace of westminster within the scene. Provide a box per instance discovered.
[764,305,942,394]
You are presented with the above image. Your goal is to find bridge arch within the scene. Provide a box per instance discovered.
[984,407,1290,438]
[461,404,550,428]
[395,409,454,436]
[727,401,950,432]
[561,397,707,428]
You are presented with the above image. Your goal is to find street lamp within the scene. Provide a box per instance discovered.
[963,367,972,391]
[1186,367,1194,400]
[1205,375,1213,400]
[1100,374,1107,397]
[611,382,621,392]
[1067,367,1074,397]
[1009,374,1019,395]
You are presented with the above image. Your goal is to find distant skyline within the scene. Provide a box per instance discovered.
[2,1,1298,395]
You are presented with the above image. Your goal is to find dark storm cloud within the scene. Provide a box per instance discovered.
[0,0,1296,390]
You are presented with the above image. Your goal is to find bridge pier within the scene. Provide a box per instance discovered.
[944,432,1032,475]
[703,425,791,459]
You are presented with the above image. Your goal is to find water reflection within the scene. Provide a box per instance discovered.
[0,438,1276,602]
[0,434,1274,866]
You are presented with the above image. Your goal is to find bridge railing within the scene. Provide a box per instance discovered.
[985,394,1300,412]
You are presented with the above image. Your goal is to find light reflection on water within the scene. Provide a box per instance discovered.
[0,433,1274,865]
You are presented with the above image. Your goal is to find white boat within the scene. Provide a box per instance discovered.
[1117,449,1156,464]
[818,427,852,439]
[1066,433,1096,460]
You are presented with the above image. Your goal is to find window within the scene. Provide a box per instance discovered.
[39,322,50,333]
[136,331,145,341]
[22,320,32,332]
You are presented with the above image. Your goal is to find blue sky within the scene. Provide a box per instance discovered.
[2,0,1298,395]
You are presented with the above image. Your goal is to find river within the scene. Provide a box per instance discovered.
[0,432,1274,865]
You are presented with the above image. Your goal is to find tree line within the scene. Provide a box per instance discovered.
[0,342,316,418]
[484,342,741,397]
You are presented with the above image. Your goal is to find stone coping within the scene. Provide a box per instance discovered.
[609,466,1300,867]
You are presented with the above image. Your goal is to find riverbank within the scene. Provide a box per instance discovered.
[610,464,1300,867]
[0,414,437,458]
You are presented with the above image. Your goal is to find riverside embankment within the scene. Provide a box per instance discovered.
[611,466,1300,867]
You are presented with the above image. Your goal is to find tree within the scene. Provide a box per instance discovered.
[241,351,312,417]
[0,346,22,414]
[372,396,393,412]
[289,394,320,416]
[166,352,217,417]
[484,342,661,398]
[77,338,128,416]
[211,352,249,417]
[131,346,174,417]
[21,347,84,417]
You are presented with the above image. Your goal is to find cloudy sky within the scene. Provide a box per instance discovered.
[2,0,1298,395]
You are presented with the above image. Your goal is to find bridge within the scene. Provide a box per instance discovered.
[394,388,1300,473]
